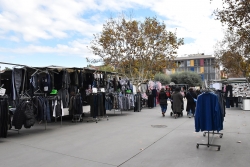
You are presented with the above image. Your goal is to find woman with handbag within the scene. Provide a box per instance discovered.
[186,87,197,118]
[158,88,168,117]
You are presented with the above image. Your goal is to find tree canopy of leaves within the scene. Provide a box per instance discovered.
[214,30,250,77]
[88,16,184,83]
[99,64,116,73]
[154,73,171,85]
[212,0,250,77]
[170,72,202,86]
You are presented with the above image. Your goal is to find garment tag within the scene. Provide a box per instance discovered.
[44,86,48,91]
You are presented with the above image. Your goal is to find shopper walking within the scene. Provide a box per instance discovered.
[171,87,184,118]
[186,87,197,118]
[158,88,168,117]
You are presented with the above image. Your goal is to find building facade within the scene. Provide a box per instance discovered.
[171,54,220,81]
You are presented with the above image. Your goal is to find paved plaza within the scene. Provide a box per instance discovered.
[0,101,250,167]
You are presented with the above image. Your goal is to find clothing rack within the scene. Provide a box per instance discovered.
[33,94,49,130]
[196,131,222,151]
[196,84,223,151]
[88,92,108,123]
[112,92,122,114]
[71,92,84,123]
[46,95,63,127]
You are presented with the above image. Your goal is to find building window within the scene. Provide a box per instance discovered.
[204,59,210,66]
[190,60,194,66]
[187,60,190,66]
[204,66,209,73]
[200,67,204,73]
[194,67,198,73]
[210,66,215,73]
[194,59,199,66]
[210,74,215,80]
[200,59,204,66]
[204,74,208,80]
[176,61,185,67]
[211,59,215,66]
[200,74,204,81]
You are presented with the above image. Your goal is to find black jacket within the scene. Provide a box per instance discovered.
[186,90,197,112]
[12,100,36,129]
[159,91,168,105]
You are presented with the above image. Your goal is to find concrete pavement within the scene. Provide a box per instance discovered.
[0,101,249,167]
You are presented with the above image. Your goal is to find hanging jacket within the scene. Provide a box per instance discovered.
[12,100,36,129]
[78,70,83,88]
[11,68,23,101]
[195,92,223,132]
[58,89,69,108]
[0,100,9,138]
[53,97,63,117]
[62,70,71,89]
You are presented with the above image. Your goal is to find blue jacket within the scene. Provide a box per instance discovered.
[195,92,223,132]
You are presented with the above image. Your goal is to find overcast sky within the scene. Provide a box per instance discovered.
[0,0,224,69]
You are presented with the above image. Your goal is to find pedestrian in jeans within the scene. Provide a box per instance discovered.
[158,88,168,117]
[186,87,197,118]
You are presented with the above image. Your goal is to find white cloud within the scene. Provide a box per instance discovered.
[0,0,225,60]
[139,0,225,56]
[0,39,98,58]
[0,0,106,41]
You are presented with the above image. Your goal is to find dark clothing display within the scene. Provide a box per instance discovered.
[105,94,113,111]
[0,99,9,138]
[70,70,79,86]
[62,69,71,89]
[30,73,39,95]
[214,90,226,117]
[11,68,23,101]
[54,97,63,117]
[90,93,106,118]
[58,89,69,108]
[41,73,52,93]
[78,70,83,88]
[12,100,36,130]
[33,96,51,123]
[69,94,83,116]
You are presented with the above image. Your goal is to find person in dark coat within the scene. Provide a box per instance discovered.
[186,87,197,118]
[171,87,183,118]
[158,88,168,117]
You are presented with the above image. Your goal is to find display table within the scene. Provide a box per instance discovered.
[242,99,250,110]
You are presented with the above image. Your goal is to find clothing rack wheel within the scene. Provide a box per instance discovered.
[203,132,223,138]
[197,131,222,151]
[196,143,221,151]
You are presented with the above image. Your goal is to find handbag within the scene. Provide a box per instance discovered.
[188,92,197,103]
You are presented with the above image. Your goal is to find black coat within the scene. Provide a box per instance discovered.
[158,91,168,105]
[171,91,183,113]
[186,90,197,112]
[12,100,36,129]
